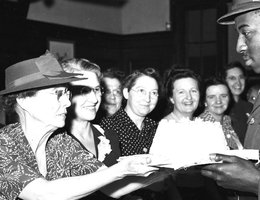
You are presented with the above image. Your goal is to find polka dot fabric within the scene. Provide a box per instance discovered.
[100,108,158,156]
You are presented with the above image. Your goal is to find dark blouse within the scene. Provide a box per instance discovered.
[100,108,158,156]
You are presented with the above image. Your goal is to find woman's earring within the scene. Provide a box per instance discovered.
[204,103,207,107]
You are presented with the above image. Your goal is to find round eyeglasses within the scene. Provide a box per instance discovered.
[131,88,159,99]
[49,88,72,101]
[105,89,122,97]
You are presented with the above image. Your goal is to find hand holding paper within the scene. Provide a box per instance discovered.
[201,153,260,194]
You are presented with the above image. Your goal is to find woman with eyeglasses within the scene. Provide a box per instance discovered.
[59,58,121,167]
[101,69,125,117]
[93,68,125,124]
[100,68,160,157]
[0,54,163,200]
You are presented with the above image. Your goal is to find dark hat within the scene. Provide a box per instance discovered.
[0,52,85,95]
[218,0,260,25]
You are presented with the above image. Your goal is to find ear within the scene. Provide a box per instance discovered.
[169,97,174,104]
[204,102,207,107]
[16,97,32,112]
[123,88,129,100]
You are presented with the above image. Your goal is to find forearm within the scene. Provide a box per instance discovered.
[19,166,124,200]
[102,171,168,198]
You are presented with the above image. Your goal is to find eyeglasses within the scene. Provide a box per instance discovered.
[131,88,159,99]
[50,88,72,101]
[105,89,122,97]
[70,85,103,96]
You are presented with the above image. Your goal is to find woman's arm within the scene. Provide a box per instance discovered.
[19,155,158,200]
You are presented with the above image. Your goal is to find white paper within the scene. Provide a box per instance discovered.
[149,118,259,169]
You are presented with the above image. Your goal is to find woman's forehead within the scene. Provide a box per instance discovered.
[206,84,228,93]
[134,75,157,87]
[174,77,198,88]
[71,73,99,87]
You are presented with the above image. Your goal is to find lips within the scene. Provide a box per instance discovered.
[58,112,67,116]
[242,52,249,60]
[184,101,194,105]
[242,54,252,66]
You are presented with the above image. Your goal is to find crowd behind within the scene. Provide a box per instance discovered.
[0,51,259,200]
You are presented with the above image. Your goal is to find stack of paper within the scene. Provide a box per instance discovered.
[149,118,259,169]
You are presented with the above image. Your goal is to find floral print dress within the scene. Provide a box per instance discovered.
[199,110,243,149]
[0,123,104,200]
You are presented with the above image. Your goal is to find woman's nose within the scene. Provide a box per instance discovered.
[89,91,99,103]
[144,92,151,102]
[186,91,192,100]
[216,96,222,104]
[61,95,71,108]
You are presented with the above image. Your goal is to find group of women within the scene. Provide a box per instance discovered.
[0,53,166,200]
[0,51,253,200]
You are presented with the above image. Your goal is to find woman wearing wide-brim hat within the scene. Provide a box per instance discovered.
[0,52,163,200]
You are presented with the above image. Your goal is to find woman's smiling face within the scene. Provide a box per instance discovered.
[170,77,200,116]
[205,84,230,118]
[71,71,102,121]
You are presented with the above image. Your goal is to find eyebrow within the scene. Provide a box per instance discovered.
[237,24,249,31]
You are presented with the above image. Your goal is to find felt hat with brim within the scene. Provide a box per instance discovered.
[0,52,85,96]
[218,0,260,25]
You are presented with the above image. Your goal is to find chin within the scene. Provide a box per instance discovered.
[54,122,65,128]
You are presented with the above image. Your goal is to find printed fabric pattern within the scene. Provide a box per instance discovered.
[100,108,158,156]
[199,110,242,149]
[46,131,104,180]
[0,123,42,200]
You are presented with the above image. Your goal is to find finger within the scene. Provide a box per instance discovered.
[209,154,240,163]
[201,163,220,172]
[201,169,218,180]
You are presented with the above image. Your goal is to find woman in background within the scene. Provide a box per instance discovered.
[222,61,253,144]
[199,77,243,150]
[101,69,125,117]
[94,68,125,124]
[162,68,200,122]
[155,67,225,200]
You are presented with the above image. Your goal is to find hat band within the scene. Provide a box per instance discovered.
[233,0,260,10]
[7,72,45,89]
